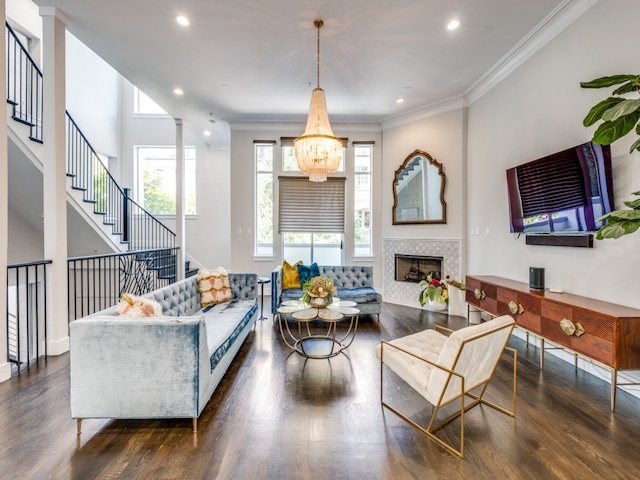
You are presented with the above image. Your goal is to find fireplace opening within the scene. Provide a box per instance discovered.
[394,254,443,283]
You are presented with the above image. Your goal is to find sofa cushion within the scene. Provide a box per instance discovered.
[198,267,233,307]
[118,293,162,317]
[282,260,303,290]
[297,262,319,286]
[336,287,382,304]
[202,300,258,371]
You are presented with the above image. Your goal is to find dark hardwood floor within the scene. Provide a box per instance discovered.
[2,303,640,479]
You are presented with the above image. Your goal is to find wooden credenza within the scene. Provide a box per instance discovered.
[466,275,640,411]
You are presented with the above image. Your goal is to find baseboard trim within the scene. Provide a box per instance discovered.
[47,336,70,356]
[526,233,594,248]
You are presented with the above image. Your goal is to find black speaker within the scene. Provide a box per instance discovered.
[525,234,593,248]
[529,267,545,291]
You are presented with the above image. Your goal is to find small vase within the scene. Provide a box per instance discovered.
[309,295,332,308]
[427,299,448,311]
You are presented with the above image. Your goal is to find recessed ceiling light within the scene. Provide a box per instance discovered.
[176,16,189,26]
[173,88,184,95]
[396,97,405,104]
[447,19,460,30]
[204,130,211,136]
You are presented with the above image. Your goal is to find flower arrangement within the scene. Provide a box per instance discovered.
[418,274,448,306]
[445,276,466,291]
[302,275,337,304]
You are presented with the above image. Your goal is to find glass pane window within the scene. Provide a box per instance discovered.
[282,145,345,172]
[256,144,274,256]
[354,145,372,256]
[283,232,342,266]
[136,146,196,215]
[134,87,168,115]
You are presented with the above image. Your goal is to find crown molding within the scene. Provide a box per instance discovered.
[228,120,381,134]
[465,0,600,105]
[380,95,468,130]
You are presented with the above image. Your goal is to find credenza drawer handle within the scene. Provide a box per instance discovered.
[574,322,585,337]
[560,319,576,336]
[474,288,486,300]
[508,301,525,315]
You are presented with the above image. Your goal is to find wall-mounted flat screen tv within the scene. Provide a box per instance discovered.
[506,142,614,234]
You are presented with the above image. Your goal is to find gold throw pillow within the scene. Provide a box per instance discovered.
[282,260,303,290]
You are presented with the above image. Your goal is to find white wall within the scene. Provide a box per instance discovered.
[467,0,640,308]
[382,107,467,244]
[120,80,231,269]
[229,124,383,283]
[66,32,121,158]
[8,205,42,263]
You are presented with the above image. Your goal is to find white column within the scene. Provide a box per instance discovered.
[41,8,69,355]
[0,0,12,383]
[175,119,185,280]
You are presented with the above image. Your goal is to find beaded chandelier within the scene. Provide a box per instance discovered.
[293,19,342,182]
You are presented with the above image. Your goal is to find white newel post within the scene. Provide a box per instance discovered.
[175,119,185,280]
[0,0,11,383]
[41,8,70,355]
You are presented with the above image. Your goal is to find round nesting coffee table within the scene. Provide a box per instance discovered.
[277,298,360,358]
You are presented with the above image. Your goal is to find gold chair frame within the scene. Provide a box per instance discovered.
[380,324,517,458]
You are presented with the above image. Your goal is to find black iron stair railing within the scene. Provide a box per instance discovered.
[6,22,43,142]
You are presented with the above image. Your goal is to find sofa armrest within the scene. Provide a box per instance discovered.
[70,315,208,419]
[271,265,283,314]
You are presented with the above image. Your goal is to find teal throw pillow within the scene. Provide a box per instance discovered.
[297,263,320,287]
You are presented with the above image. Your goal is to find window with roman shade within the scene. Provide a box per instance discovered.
[278,176,346,233]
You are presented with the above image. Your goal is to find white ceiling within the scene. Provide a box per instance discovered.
[32,0,566,143]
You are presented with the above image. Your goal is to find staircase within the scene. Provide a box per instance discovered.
[5,22,196,278]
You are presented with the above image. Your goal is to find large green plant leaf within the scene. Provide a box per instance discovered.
[624,197,640,209]
[583,97,624,126]
[580,75,638,88]
[596,219,640,240]
[607,210,640,220]
[613,80,640,95]
[592,111,640,145]
[602,99,640,122]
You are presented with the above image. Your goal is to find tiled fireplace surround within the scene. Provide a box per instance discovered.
[383,238,462,307]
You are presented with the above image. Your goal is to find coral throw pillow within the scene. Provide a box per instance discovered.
[118,293,163,317]
[198,267,233,307]
[297,262,320,287]
[282,260,303,290]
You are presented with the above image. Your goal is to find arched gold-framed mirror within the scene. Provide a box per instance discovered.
[392,149,446,224]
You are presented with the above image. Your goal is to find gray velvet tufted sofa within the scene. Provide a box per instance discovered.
[70,273,258,434]
[271,265,381,318]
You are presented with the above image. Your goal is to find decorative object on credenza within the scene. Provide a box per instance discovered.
[392,149,447,225]
[581,74,640,239]
[529,267,545,292]
[293,19,342,182]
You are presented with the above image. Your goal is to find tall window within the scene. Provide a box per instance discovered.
[135,146,196,215]
[255,143,274,256]
[278,139,346,264]
[133,87,168,115]
[281,137,345,172]
[354,144,373,256]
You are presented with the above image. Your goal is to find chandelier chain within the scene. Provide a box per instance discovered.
[316,21,321,88]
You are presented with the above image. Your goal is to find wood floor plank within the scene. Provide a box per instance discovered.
[1,304,640,479]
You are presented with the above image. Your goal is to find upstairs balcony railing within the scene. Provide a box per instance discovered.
[6,21,43,142]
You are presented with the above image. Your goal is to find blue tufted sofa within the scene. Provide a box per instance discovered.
[70,273,257,433]
[271,265,381,318]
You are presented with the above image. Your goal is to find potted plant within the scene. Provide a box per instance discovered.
[302,275,337,308]
[445,277,467,318]
[581,74,640,239]
[418,274,448,311]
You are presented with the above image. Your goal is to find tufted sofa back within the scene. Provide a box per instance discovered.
[146,273,258,317]
[318,266,373,288]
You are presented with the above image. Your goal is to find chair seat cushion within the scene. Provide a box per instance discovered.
[375,329,448,400]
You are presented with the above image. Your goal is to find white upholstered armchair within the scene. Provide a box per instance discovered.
[376,315,517,457]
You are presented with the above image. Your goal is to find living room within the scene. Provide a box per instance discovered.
[2,0,640,478]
